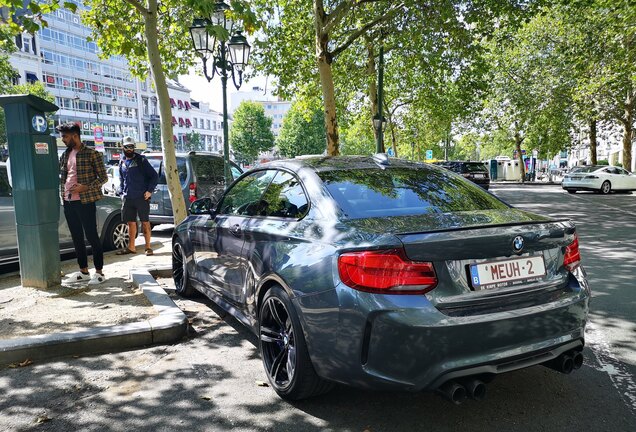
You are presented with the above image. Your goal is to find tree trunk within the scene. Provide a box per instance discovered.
[144,0,186,224]
[622,91,634,171]
[365,38,378,141]
[514,127,526,183]
[589,119,597,165]
[314,2,339,156]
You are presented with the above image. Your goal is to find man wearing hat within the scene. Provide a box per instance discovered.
[116,136,159,256]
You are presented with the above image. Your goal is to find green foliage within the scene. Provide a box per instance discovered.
[230,101,274,164]
[276,101,326,158]
[339,113,375,156]
[183,131,203,151]
[149,127,162,151]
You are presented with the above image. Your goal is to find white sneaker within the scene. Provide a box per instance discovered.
[88,273,106,285]
[65,271,91,282]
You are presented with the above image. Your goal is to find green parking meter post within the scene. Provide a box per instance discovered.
[0,94,61,288]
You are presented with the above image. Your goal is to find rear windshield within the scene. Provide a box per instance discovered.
[146,156,187,185]
[570,166,600,173]
[320,167,507,219]
[190,155,225,185]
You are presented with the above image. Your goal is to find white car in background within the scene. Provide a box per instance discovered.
[562,165,636,194]
[102,166,121,196]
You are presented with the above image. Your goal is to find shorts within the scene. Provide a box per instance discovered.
[122,196,150,222]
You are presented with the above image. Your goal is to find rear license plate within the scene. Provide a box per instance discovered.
[472,174,484,178]
[150,203,159,211]
[470,255,546,289]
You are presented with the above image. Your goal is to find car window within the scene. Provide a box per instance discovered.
[190,155,224,185]
[218,170,276,216]
[230,165,242,180]
[462,163,487,173]
[146,156,187,186]
[260,171,309,219]
[0,166,11,197]
[320,167,508,219]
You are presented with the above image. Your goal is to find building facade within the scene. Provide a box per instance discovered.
[5,2,228,160]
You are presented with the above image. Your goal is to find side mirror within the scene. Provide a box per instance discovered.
[189,197,215,215]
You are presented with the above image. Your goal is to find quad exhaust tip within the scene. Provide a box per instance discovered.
[437,379,487,404]
[543,349,584,374]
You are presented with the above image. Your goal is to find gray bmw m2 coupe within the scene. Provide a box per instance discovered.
[172,155,589,403]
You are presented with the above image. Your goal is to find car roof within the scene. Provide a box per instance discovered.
[255,155,435,173]
[142,151,224,158]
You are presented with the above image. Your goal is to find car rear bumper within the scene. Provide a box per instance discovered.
[295,279,589,391]
[562,180,601,190]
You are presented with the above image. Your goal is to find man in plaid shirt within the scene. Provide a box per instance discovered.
[57,122,108,285]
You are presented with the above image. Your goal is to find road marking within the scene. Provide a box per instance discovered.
[586,320,636,415]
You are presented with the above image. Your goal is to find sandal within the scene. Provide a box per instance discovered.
[145,248,153,256]
[116,248,136,255]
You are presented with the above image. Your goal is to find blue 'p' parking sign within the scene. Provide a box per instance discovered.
[31,114,48,133]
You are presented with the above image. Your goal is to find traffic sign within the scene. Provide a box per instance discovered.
[425,149,433,160]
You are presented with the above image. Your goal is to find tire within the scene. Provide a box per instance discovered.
[259,286,333,400]
[102,217,130,251]
[566,189,576,194]
[172,240,197,297]
[600,181,611,194]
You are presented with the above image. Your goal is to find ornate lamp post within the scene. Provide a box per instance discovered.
[189,1,250,184]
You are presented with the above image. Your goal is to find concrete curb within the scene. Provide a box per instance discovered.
[0,266,186,365]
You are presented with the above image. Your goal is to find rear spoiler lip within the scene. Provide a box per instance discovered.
[393,218,574,237]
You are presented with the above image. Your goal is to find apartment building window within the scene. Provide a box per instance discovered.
[142,97,149,116]
[206,119,211,129]
[25,71,38,84]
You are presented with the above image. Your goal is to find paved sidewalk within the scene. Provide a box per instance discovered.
[0,231,186,365]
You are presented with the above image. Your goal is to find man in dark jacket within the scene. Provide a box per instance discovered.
[117,136,159,256]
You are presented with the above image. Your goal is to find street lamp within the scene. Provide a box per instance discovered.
[189,1,251,185]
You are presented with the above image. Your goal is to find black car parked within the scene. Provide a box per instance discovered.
[434,160,490,190]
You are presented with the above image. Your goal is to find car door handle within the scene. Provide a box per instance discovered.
[229,224,241,236]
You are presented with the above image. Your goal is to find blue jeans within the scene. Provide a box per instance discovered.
[63,200,103,271]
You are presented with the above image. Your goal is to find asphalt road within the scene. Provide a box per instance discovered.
[1,185,635,432]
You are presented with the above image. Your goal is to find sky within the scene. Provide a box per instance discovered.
[178,67,274,113]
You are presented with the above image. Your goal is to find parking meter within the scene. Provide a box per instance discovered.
[0,94,60,288]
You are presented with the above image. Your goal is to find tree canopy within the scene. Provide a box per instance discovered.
[276,101,326,158]
[229,101,274,164]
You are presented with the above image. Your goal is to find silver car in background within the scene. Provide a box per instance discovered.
[0,162,131,268]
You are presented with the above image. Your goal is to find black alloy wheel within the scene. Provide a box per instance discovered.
[259,286,333,400]
[172,240,196,297]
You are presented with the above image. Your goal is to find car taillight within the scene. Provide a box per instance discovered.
[338,249,437,294]
[189,182,197,203]
[563,234,581,271]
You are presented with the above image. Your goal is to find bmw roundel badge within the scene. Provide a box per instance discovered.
[512,235,524,253]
